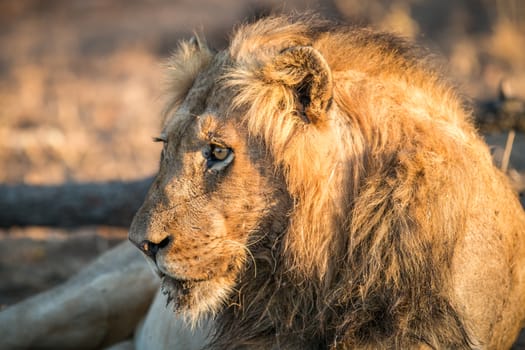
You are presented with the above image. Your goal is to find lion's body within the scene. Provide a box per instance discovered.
[129,15,525,349]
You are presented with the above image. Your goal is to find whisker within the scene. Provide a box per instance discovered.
[223,239,257,278]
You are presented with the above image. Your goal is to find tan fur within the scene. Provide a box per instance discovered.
[129,14,525,349]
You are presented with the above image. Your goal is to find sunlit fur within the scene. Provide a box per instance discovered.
[130,14,525,349]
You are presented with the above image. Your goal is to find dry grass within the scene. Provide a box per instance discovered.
[0,14,164,184]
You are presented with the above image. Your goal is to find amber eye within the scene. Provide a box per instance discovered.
[202,144,234,171]
[212,146,229,161]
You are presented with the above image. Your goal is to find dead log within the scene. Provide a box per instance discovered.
[0,177,152,228]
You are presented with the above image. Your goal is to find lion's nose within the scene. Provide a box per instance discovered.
[134,237,170,260]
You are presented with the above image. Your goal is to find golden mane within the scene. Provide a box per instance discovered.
[211,15,522,348]
[224,15,479,279]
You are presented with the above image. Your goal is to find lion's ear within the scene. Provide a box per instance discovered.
[163,33,214,123]
[266,46,333,124]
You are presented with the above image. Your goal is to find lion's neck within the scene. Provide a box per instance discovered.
[211,260,330,349]
[207,219,336,348]
[208,209,471,350]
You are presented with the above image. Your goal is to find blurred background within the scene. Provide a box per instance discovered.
[0,0,524,311]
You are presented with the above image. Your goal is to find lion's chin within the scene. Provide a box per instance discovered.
[161,275,196,309]
[160,273,234,324]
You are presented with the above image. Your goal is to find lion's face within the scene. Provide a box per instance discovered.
[129,51,289,319]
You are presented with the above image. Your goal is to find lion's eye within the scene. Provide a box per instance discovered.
[212,146,229,161]
[202,144,234,171]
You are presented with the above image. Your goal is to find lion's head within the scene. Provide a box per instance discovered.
[129,15,525,349]
[128,17,340,320]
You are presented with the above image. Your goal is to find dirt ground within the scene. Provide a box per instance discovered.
[1,0,524,346]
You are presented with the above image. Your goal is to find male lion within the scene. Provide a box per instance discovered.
[129,14,525,349]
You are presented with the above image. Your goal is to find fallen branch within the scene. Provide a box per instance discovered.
[0,177,152,228]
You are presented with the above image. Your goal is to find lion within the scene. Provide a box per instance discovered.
[128,14,525,349]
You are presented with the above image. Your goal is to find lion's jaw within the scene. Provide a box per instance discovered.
[136,248,233,322]
[159,272,235,324]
